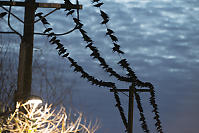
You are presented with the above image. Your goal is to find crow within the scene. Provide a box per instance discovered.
[100,10,109,20]
[114,44,124,54]
[93,2,104,7]
[56,43,63,49]
[41,17,50,25]
[101,19,109,24]
[92,0,100,3]
[118,59,129,68]
[52,39,60,44]
[66,10,74,16]
[47,32,55,37]
[43,28,53,33]
[90,52,100,58]
[49,36,56,43]
[35,12,43,17]
[62,53,69,57]
[73,18,80,24]
[86,43,92,48]
[64,0,73,6]
[106,29,114,36]
[82,34,92,43]
[112,46,124,54]
[59,48,67,55]
[0,12,7,18]
[79,29,87,34]
[110,35,118,42]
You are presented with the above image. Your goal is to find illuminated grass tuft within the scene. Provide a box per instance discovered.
[1,101,99,133]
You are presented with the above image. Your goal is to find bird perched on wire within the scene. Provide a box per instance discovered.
[106,29,114,36]
[92,0,100,3]
[41,17,50,25]
[64,0,73,6]
[43,28,53,33]
[35,12,43,17]
[66,10,75,16]
[0,12,7,19]
[93,2,104,7]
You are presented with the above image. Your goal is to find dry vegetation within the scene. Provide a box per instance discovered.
[0,36,99,133]
[1,101,99,133]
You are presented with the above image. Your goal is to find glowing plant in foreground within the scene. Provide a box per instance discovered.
[1,100,99,133]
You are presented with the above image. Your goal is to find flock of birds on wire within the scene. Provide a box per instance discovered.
[0,0,164,132]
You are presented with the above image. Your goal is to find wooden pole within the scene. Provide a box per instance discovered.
[1,0,82,102]
[16,0,35,101]
[110,87,150,132]
[128,83,134,133]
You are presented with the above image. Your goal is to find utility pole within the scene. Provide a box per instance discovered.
[128,84,134,133]
[0,0,82,101]
[17,0,36,100]
[110,86,150,133]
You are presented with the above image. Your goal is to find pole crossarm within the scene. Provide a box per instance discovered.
[110,89,151,93]
[0,1,82,9]
[110,86,150,133]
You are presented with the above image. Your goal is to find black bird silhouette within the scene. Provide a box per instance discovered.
[59,47,66,53]
[93,2,104,7]
[118,59,129,68]
[41,17,50,25]
[0,12,7,18]
[86,43,92,48]
[43,28,52,33]
[52,39,60,44]
[73,18,83,28]
[112,43,124,54]
[92,0,100,3]
[73,18,80,24]
[113,43,120,48]
[59,48,67,55]
[106,29,114,36]
[79,29,87,34]
[110,35,118,42]
[100,10,109,20]
[62,53,69,57]
[101,19,109,24]
[35,12,43,17]
[66,10,75,16]
[64,0,73,6]
[56,43,63,49]
[49,36,56,43]
[90,52,100,58]
[48,32,55,37]
[82,33,92,43]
